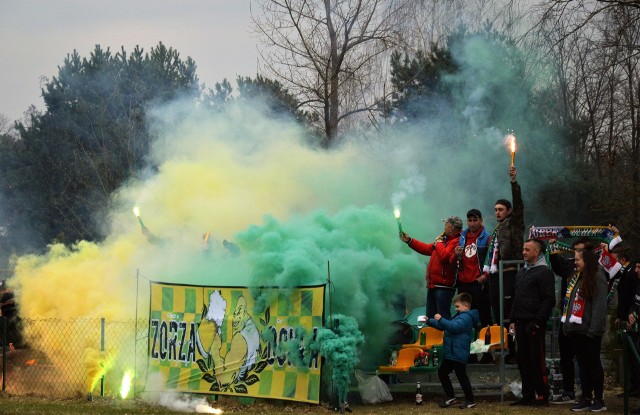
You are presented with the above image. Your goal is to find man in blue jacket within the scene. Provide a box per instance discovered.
[455,210,491,326]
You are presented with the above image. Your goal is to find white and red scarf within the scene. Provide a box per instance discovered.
[561,272,585,324]
[483,223,501,274]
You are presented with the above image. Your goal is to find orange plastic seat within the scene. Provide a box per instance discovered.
[378,347,423,373]
[477,325,508,350]
[401,326,444,350]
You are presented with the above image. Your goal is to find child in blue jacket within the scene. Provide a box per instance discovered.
[426,292,479,409]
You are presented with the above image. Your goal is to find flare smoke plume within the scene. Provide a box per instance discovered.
[8,34,562,396]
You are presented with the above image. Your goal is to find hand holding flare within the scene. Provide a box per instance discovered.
[133,205,160,243]
[506,131,517,167]
[394,208,403,234]
[132,206,145,228]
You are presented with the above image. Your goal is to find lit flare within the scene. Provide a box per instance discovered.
[120,370,133,399]
[132,206,145,228]
[195,403,224,414]
[506,132,517,167]
[393,208,403,234]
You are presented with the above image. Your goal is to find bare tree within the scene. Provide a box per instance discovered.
[534,0,640,48]
[0,113,14,138]
[252,0,404,147]
[530,1,640,244]
[389,0,529,51]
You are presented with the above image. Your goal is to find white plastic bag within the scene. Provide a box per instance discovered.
[509,381,523,399]
[355,369,393,404]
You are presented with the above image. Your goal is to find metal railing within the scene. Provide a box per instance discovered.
[621,330,640,415]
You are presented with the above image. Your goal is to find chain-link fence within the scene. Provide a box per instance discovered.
[0,316,149,398]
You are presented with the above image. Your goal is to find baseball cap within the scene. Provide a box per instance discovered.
[466,209,482,219]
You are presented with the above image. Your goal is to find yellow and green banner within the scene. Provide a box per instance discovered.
[148,282,325,403]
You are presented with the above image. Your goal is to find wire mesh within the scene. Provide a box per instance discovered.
[0,317,149,398]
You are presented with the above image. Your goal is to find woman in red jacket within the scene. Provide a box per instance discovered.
[401,216,463,319]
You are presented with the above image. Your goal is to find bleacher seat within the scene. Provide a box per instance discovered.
[377,347,423,373]
[477,325,508,350]
[401,326,444,350]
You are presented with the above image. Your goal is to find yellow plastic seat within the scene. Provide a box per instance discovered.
[477,325,508,350]
[378,347,423,373]
[401,326,444,350]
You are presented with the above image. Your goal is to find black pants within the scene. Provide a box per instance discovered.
[630,332,640,391]
[515,320,549,401]
[489,270,517,356]
[438,358,474,401]
[457,281,491,327]
[558,325,576,393]
[571,333,604,401]
[0,316,21,347]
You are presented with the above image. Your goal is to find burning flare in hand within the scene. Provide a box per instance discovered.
[132,206,145,228]
[394,208,403,234]
[505,131,517,167]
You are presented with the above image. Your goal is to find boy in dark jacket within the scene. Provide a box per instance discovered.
[426,292,479,409]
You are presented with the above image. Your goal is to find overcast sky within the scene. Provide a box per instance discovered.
[0,0,258,122]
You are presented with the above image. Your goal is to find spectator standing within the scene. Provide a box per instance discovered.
[455,209,491,325]
[610,245,640,397]
[549,237,595,404]
[401,216,462,319]
[482,166,524,364]
[455,208,492,363]
[563,248,608,412]
[509,239,556,406]
[0,280,20,349]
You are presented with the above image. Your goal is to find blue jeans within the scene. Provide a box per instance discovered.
[426,287,455,319]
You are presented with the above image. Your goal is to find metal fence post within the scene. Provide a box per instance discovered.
[134,269,139,398]
[101,317,105,397]
[623,331,629,415]
[2,316,6,392]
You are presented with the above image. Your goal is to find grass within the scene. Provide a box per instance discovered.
[0,391,631,415]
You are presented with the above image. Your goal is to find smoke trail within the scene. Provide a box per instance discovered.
[391,171,427,210]
[145,373,222,413]
[8,33,565,398]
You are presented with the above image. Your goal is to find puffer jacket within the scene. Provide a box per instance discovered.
[427,309,480,363]
[408,231,461,288]
[510,257,556,327]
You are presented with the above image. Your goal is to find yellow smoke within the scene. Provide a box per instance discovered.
[9,104,392,395]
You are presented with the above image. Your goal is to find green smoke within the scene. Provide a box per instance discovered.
[316,315,364,404]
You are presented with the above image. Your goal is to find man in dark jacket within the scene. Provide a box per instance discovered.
[509,239,556,406]
[483,166,524,364]
[401,216,462,319]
